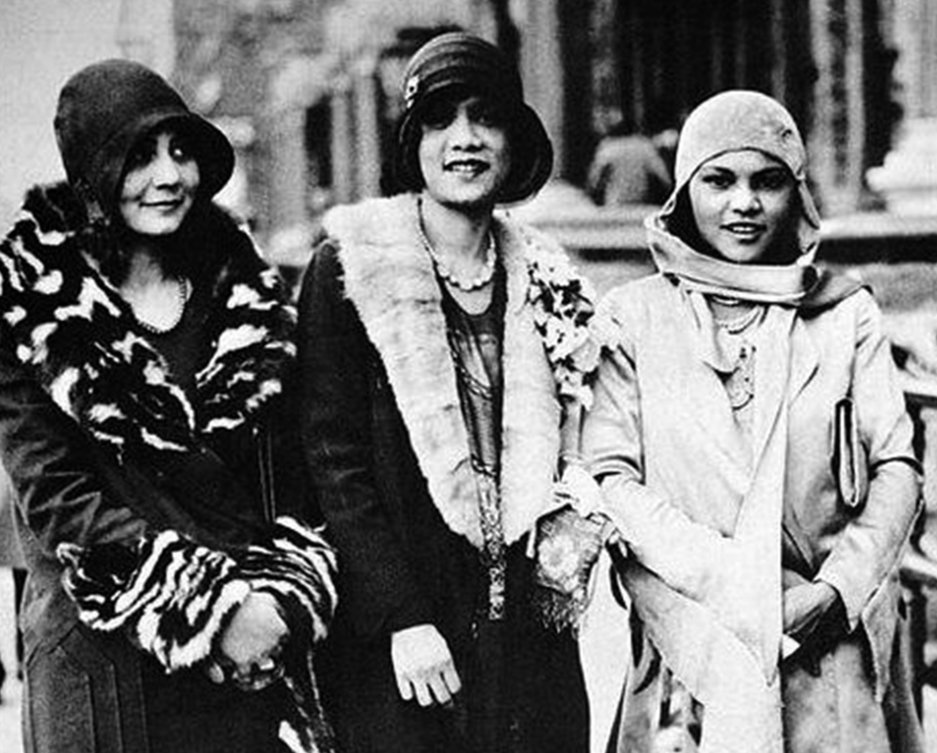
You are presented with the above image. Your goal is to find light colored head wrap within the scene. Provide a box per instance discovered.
[647,90,821,303]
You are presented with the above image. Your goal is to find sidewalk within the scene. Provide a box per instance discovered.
[0,568,22,752]
[0,678,22,752]
[0,553,934,753]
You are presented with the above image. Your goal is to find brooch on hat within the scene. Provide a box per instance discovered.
[404,75,420,110]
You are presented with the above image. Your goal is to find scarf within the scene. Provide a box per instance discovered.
[645,213,819,305]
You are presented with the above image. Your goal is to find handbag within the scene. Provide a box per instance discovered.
[832,396,869,512]
[532,482,608,632]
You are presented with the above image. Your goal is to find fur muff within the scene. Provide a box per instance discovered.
[59,515,338,753]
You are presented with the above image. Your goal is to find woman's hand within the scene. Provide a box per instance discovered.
[391,624,462,707]
[782,580,840,645]
[211,590,289,690]
[560,461,604,518]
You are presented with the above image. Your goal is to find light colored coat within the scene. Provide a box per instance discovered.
[582,273,921,753]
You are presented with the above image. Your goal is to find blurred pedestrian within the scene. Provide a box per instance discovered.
[0,59,337,752]
[586,124,677,207]
[298,31,598,753]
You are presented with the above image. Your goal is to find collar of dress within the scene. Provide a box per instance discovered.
[325,194,562,547]
[0,184,296,462]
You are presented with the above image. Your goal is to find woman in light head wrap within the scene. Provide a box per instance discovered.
[581,90,923,753]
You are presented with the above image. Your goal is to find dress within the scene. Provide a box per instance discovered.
[297,193,592,753]
[583,255,922,752]
[0,183,336,753]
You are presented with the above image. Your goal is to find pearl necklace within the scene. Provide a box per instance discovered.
[132,277,191,335]
[714,304,763,335]
[417,216,496,292]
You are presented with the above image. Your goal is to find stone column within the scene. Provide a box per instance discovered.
[268,107,308,233]
[515,0,565,177]
[352,53,383,199]
[867,0,937,214]
[331,76,356,205]
[807,0,868,215]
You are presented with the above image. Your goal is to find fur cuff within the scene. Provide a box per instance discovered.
[58,516,339,753]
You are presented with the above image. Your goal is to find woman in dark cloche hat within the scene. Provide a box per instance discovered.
[0,58,337,753]
[298,30,598,753]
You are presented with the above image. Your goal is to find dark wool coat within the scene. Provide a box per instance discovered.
[0,183,333,753]
[298,194,589,753]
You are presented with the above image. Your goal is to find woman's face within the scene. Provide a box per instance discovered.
[418,92,512,212]
[119,127,200,236]
[688,149,798,264]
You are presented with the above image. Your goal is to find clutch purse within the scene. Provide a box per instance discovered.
[533,497,607,632]
[832,396,869,512]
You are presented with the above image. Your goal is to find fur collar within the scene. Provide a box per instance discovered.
[324,194,565,547]
[0,182,296,460]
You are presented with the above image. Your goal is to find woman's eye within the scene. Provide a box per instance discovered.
[470,104,502,127]
[701,173,732,189]
[422,101,457,130]
[755,171,791,191]
[126,144,155,170]
[170,138,195,162]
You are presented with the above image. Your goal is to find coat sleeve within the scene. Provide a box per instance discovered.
[816,291,921,630]
[583,292,739,601]
[0,331,145,556]
[297,241,434,641]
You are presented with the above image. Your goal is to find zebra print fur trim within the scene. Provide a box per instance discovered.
[58,515,338,752]
[0,183,296,460]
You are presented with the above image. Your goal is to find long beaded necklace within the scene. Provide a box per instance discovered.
[417,204,496,292]
[130,277,191,335]
[713,303,764,411]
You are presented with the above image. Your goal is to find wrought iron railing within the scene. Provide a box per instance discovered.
[900,375,937,719]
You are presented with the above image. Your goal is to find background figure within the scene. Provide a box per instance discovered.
[0,59,336,753]
[586,124,677,207]
[582,90,923,752]
[299,32,596,753]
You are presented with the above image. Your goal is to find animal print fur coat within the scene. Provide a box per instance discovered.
[0,182,336,753]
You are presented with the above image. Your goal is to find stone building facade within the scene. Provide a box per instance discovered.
[118,0,937,257]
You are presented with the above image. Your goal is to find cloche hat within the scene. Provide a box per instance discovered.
[54,59,234,218]
[393,32,553,204]
[660,90,820,258]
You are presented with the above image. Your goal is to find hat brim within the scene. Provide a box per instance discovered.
[92,109,235,213]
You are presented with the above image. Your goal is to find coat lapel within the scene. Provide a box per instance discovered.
[330,196,560,547]
[787,315,820,404]
[497,219,562,543]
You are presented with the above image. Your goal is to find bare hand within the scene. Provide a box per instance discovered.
[391,624,462,707]
[783,580,839,645]
[213,590,288,690]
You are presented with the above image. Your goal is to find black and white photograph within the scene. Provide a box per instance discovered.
[1,1,937,751]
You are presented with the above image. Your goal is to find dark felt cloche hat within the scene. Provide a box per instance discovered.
[54,59,234,216]
[393,32,553,204]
